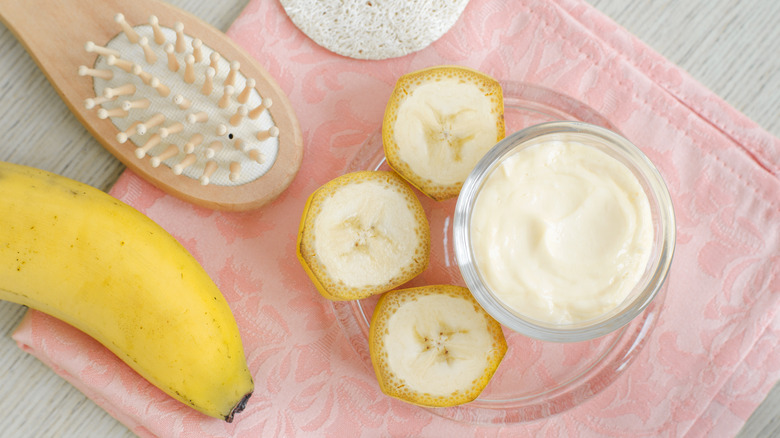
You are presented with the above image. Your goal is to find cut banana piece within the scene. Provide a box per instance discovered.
[369,285,507,407]
[382,65,505,201]
[297,171,430,300]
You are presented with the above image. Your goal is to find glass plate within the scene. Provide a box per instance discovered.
[331,82,665,424]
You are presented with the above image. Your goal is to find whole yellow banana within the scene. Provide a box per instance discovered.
[0,161,253,422]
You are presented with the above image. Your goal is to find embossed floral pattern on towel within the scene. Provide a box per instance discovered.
[12,0,780,436]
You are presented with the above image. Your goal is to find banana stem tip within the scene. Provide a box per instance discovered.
[225,392,252,423]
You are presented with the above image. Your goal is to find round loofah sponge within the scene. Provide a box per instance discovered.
[279,0,471,60]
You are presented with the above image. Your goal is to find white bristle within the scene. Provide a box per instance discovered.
[84,95,115,110]
[137,113,165,135]
[199,160,218,186]
[165,43,179,72]
[183,133,204,153]
[107,55,134,73]
[85,41,121,58]
[215,124,228,137]
[229,161,241,182]
[249,97,272,119]
[159,122,184,138]
[139,37,157,64]
[209,52,221,72]
[173,94,192,110]
[121,98,151,111]
[97,107,128,119]
[173,153,196,175]
[79,66,113,80]
[135,133,161,159]
[191,38,203,63]
[237,78,255,104]
[184,54,196,84]
[103,83,136,98]
[116,121,141,143]
[115,13,139,44]
[225,61,240,87]
[131,64,153,84]
[149,16,166,45]
[205,141,222,159]
[201,67,215,96]
[229,106,247,127]
[248,149,264,164]
[228,161,241,182]
[151,144,179,167]
[218,85,234,109]
[187,111,208,124]
[256,126,280,141]
[149,77,170,97]
[174,22,186,53]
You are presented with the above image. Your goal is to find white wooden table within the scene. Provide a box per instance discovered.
[0,0,777,436]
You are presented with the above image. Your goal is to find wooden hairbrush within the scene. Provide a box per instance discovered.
[0,0,303,211]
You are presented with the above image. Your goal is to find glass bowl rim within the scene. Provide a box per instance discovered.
[453,121,676,342]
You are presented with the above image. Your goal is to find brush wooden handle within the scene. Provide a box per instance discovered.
[0,0,303,211]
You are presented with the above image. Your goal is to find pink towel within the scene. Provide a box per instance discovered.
[13,0,780,436]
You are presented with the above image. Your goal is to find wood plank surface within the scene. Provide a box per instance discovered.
[0,0,776,436]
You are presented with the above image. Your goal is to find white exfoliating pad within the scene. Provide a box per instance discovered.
[279,0,471,60]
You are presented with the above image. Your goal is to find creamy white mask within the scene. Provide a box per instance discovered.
[470,139,653,324]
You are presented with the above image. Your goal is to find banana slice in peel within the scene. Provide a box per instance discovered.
[297,171,430,300]
[369,285,507,407]
[383,65,505,201]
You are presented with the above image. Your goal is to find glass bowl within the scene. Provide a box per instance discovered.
[331,83,672,424]
[454,121,676,342]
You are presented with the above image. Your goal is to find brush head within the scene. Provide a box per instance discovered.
[77,11,302,211]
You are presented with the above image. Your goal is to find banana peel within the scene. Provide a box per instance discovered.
[297,170,430,301]
[0,161,253,422]
[369,285,507,407]
[382,65,505,201]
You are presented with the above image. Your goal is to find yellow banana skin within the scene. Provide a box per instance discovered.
[0,161,253,422]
